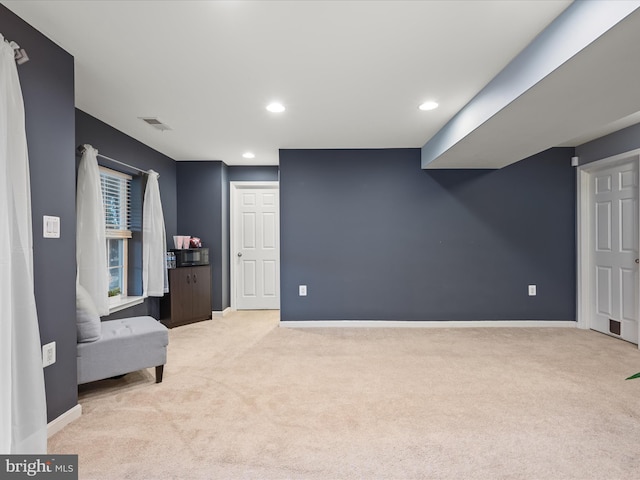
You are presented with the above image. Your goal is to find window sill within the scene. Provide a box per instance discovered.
[108,295,145,314]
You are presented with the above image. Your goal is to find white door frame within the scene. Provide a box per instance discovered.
[230,181,280,311]
[576,147,640,347]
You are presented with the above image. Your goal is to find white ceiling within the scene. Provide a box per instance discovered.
[423,3,640,169]
[3,0,614,167]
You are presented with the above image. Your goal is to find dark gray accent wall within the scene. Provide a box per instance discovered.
[228,165,279,182]
[280,148,576,321]
[221,165,230,309]
[576,122,640,164]
[176,161,225,311]
[76,109,177,319]
[1,5,77,421]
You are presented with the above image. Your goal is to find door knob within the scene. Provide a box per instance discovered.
[237,252,243,257]
[636,259,639,264]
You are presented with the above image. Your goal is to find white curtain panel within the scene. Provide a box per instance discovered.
[143,170,168,296]
[76,144,109,315]
[0,35,47,454]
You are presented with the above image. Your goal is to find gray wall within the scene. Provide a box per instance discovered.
[221,165,229,310]
[76,109,178,320]
[280,148,576,321]
[228,166,279,182]
[576,122,640,164]
[1,5,77,421]
[176,161,225,311]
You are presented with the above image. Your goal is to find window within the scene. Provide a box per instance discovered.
[100,166,131,300]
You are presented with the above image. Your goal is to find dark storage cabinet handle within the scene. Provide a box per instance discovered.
[193,273,197,283]
[186,274,190,284]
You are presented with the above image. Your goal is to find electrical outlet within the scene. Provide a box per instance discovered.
[42,341,56,367]
[528,285,537,296]
[299,285,307,296]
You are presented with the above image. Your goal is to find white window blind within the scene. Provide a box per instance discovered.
[99,166,132,239]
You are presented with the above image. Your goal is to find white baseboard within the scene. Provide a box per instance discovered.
[280,320,577,328]
[212,307,232,318]
[47,404,82,438]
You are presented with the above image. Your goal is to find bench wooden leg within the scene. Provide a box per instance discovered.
[155,365,164,383]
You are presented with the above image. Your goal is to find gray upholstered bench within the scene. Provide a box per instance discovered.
[77,316,169,385]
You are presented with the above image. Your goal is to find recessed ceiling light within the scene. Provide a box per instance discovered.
[266,102,285,113]
[418,101,439,111]
[242,152,255,159]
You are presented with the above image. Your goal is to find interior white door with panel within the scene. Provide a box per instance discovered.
[590,158,639,343]
[231,182,280,310]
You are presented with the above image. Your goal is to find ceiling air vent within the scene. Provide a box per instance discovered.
[139,117,172,132]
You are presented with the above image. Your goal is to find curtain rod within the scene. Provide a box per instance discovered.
[2,37,29,64]
[77,145,154,176]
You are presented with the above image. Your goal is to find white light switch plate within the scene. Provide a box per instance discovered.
[299,285,307,296]
[528,285,537,296]
[43,215,60,238]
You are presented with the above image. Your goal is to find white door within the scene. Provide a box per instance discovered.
[232,183,279,310]
[591,159,639,343]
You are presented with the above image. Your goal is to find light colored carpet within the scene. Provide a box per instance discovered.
[49,311,640,479]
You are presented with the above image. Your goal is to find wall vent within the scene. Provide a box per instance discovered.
[139,117,172,132]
